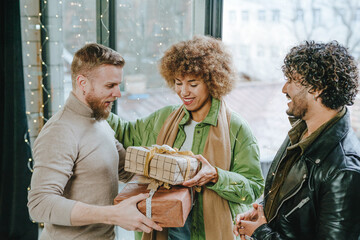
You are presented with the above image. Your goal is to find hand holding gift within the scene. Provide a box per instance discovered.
[114,145,199,227]
[112,193,162,233]
[182,154,218,187]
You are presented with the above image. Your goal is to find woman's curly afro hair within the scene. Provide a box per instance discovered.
[159,35,238,99]
[282,40,359,110]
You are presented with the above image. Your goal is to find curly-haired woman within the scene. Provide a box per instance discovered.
[108,35,264,240]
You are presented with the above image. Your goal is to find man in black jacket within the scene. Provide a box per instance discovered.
[234,41,360,240]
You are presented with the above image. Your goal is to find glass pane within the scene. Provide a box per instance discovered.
[21,0,97,142]
[115,0,205,121]
[61,0,97,104]
[223,0,360,163]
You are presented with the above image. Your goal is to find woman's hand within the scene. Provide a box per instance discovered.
[182,155,218,187]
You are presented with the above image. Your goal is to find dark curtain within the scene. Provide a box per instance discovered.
[0,0,38,239]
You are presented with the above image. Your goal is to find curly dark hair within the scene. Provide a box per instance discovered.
[282,40,359,110]
[159,35,238,99]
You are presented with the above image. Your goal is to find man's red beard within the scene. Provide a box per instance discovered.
[85,93,112,121]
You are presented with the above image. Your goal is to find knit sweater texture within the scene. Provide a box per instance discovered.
[28,92,131,240]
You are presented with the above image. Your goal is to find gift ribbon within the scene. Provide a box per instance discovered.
[143,145,202,219]
[145,179,197,219]
[146,188,156,218]
[143,145,195,181]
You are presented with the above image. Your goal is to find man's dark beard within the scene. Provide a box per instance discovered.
[86,93,112,121]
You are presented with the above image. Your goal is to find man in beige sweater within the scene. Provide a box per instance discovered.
[27,43,162,239]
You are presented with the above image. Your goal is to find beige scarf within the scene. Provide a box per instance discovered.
[142,100,235,240]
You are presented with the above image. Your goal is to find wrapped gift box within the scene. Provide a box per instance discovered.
[114,183,192,227]
[125,146,199,185]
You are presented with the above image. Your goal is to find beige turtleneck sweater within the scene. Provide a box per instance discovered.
[28,92,132,240]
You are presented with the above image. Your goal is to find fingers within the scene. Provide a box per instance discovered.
[135,223,152,233]
[140,215,163,232]
[258,205,264,217]
[194,154,206,163]
[183,155,215,187]
[237,213,245,222]
[182,174,201,187]
[233,224,240,236]
[128,193,149,204]
[237,221,248,235]
[257,205,267,224]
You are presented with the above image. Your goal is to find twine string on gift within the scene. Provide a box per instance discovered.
[143,145,195,181]
[146,188,157,219]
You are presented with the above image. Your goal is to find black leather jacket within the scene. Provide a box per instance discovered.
[253,110,360,240]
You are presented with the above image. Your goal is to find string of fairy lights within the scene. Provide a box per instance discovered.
[22,0,47,177]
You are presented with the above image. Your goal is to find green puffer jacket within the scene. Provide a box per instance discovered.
[107,98,264,240]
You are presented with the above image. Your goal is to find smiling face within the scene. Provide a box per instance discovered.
[84,65,123,120]
[282,73,312,119]
[174,75,212,122]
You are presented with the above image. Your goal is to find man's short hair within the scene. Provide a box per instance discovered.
[282,41,359,110]
[71,43,125,89]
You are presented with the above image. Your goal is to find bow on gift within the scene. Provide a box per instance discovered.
[143,144,197,184]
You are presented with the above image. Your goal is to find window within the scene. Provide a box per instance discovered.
[115,0,205,121]
[229,10,237,24]
[258,10,266,21]
[272,9,280,22]
[295,8,304,21]
[22,0,204,137]
[21,0,97,143]
[241,10,249,21]
[62,0,97,104]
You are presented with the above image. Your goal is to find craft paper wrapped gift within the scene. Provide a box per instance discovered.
[125,146,199,185]
[114,183,192,227]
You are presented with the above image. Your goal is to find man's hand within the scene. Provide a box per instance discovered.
[233,203,260,236]
[70,193,162,233]
[182,155,218,187]
[235,205,267,239]
[111,193,162,233]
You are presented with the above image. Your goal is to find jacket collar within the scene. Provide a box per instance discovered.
[179,97,221,126]
[302,108,350,164]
